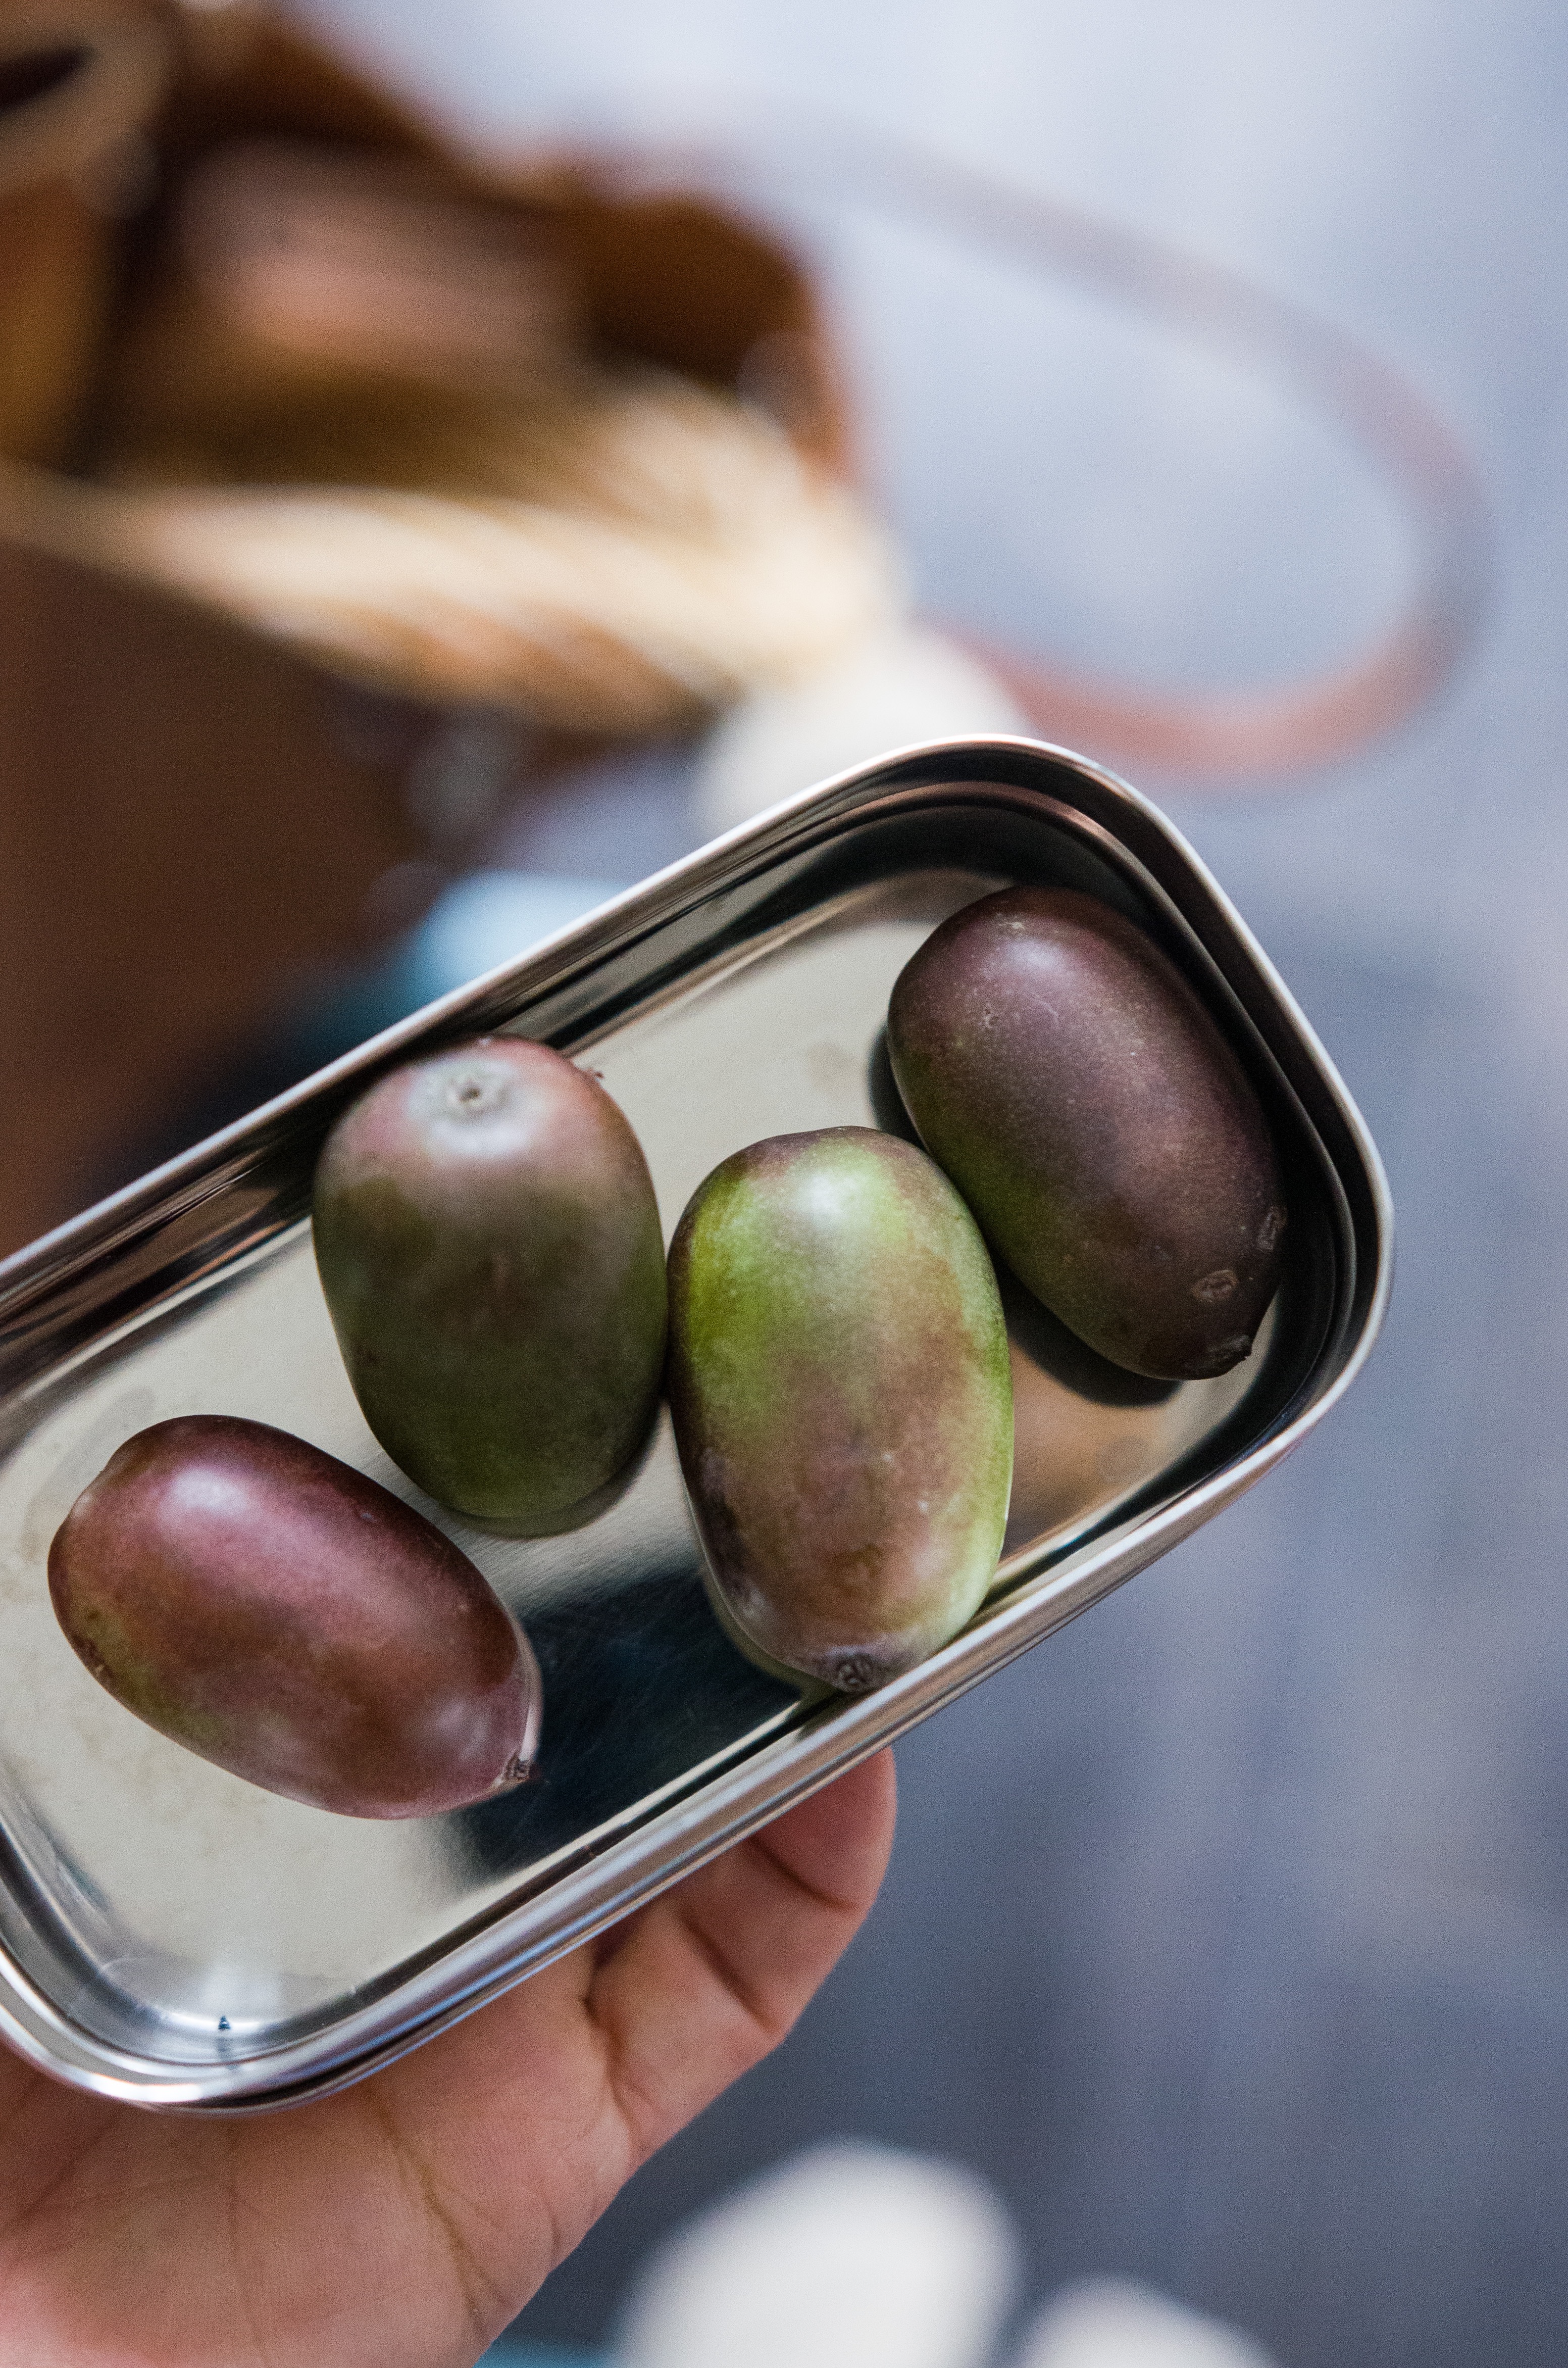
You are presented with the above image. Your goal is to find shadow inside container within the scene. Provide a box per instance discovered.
[998,1266,1177,1409]
[866,1025,923,1147]
[457,1559,798,1881]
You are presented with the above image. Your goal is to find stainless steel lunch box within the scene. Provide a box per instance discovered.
[0,737,1391,2110]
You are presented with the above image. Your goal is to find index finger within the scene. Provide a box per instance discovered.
[586,1749,897,2163]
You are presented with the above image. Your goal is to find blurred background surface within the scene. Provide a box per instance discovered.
[6,1,1568,2362]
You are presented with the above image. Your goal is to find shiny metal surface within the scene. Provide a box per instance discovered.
[0,738,1390,2109]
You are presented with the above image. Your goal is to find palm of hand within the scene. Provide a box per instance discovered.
[0,1754,894,2368]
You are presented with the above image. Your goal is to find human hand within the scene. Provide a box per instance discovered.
[0,1750,895,2368]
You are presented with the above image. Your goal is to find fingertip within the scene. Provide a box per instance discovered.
[756,1747,897,1914]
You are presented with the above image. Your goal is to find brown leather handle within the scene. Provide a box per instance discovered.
[594,120,1490,786]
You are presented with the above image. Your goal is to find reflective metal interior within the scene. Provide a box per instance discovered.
[0,741,1389,2106]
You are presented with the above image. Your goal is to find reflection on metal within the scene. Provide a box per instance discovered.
[0,739,1390,2108]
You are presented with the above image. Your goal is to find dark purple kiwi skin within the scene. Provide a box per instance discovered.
[313,1037,666,1534]
[667,1126,1013,1693]
[887,887,1287,1380]
[48,1415,541,1818]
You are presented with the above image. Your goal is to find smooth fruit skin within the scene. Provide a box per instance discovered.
[887,886,1286,1380]
[47,1416,541,1818]
[313,1037,666,1532]
[667,1126,1013,1692]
